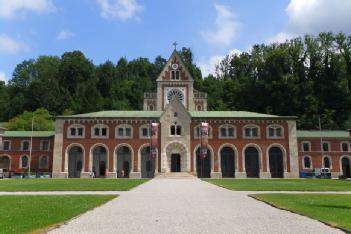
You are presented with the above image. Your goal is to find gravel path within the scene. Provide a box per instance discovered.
[49,178,343,234]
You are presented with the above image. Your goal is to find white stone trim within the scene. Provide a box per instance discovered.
[322,155,332,169]
[64,143,85,172]
[339,155,351,174]
[302,155,313,169]
[19,155,29,168]
[193,144,214,172]
[89,143,109,173]
[242,143,263,172]
[242,124,261,139]
[266,143,287,172]
[21,140,30,151]
[217,143,238,172]
[2,140,10,151]
[322,141,331,152]
[138,143,158,173]
[266,124,284,139]
[67,124,85,139]
[91,123,109,139]
[139,124,151,139]
[114,143,134,173]
[218,124,236,139]
[115,124,133,139]
[301,141,311,152]
[340,141,350,152]
[0,154,11,170]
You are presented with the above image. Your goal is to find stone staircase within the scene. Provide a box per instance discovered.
[155,172,196,179]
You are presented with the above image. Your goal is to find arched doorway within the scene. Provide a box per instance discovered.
[92,146,107,177]
[245,147,259,178]
[269,147,284,178]
[116,146,132,178]
[196,147,211,178]
[341,157,351,178]
[141,146,155,178]
[220,147,235,178]
[0,155,10,171]
[68,146,83,178]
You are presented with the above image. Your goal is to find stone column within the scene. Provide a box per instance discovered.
[52,119,68,178]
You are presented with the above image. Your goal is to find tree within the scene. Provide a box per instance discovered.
[6,108,54,131]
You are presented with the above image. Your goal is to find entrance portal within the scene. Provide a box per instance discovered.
[342,157,351,178]
[171,154,181,172]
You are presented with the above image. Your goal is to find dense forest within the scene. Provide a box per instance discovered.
[1,32,350,130]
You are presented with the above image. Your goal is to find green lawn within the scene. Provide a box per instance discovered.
[252,194,351,232]
[206,179,351,191]
[0,179,148,191]
[0,195,116,234]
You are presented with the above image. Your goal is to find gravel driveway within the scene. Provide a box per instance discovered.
[49,177,343,234]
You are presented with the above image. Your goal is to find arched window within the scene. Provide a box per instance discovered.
[171,70,180,80]
[194,125,212,139]
[322,142,330,152]
[267,125,283,138]
[21,140,30,151]
[91,124,109,138]
[243,125,260,138]
[219,124,236,138]
[20,155,28,168]
[323,156,331,168]
[116,124,133,138]
[2,140,10,151]
[301,141,311,152]
[196,105,202,111]
[170,124,181,136]
[68,124,85,138]
[148,104,154,111]
[39,156,49,169]
[341,142,350,152]
[303,156,312,169]
[139,124,151,138]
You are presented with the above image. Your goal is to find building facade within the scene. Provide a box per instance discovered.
[0,51,350,179]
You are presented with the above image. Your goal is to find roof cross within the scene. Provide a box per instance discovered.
[173,42,178,51]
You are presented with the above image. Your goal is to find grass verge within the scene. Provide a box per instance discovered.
[206,179,351,191]
[251,194,351,232]
[0,179,148,191]
[0,195,117,234]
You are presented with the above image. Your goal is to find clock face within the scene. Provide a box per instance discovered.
[167,89,184,103]
[171,63,179,70]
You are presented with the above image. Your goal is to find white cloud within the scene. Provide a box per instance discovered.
[0,0,55,19]
[57,30,75,40]
[201,4,240,47]
[0,72,6,83]
[0,34,29,54]
[97,0,143,21]
[266,32,295,44]
[286,0,351,34]
[198,49,241,77]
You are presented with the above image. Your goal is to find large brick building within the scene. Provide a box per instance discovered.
[0,50,350,178]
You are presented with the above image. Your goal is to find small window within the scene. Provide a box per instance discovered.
[341,143,349,152]
[170,124,181,136]
[116,125,133,138]
[92,124,108,138]
[101,128,107,136]
[323,157,330,168]
[302,142,310,152]
[21,155,28,168]
[267,125,283,138]
[68,124,85,138]
[322,142,330,152]
[22,141,30,151]
[196,105,202,111]
[2,141,10,151]
[41,140,49,151]
[148,105,154,111]
[171,70,180,80]
[39,156,49,169]
[244,125,260,138]
[219,125,235,138]
[94,128,100,136]
[303,156,311,169]
[194,125,212,139]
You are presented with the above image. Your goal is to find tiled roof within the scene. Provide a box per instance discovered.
[297,130,350,138]
[189,111,295,119]
[3,131,55,137]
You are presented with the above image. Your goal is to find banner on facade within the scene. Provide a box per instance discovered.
[151,123,159,158]
[200,122,208,158]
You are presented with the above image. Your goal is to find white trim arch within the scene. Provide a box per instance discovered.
[266,143,287,172]
[266,124,284,139]
[193,124,213,139]
[19,155,29,169]
[218,124,236,139]
[67,124,85,138]
[64,143,85,172]
[38,155,49,169]
[89,143,109,173]
[217,143,239,172]
[0,154,11,170]
[340,141,350,152]
[302,155,313,169]
[242,124,261,139]
[322,155,332,169]
[242,143,263,172]
[339,155,351,174]
[113,143,134,173]
[193,144,214,172]
[138,143,158,173]
[115,124,133,139]
[91,123,109,139]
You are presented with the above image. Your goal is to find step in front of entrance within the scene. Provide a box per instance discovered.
[155,172,196,179]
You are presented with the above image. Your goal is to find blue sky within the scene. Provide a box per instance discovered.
[1,0,351,82]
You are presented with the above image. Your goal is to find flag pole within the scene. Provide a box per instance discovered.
[28,116,34,178]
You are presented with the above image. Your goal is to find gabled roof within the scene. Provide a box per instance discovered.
[59,111,163,118]
[189,111,296,119]
[3,131,55,137]
[297,130,350,138]
[156,50,193,82]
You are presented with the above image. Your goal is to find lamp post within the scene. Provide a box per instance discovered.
[28,116,34,178]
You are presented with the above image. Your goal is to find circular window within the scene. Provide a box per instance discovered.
[167,89,184,103]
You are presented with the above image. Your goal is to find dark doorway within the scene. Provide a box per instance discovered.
[141,146,156,178]
[245,147,259,178]
[99,161,106,177]
[117,146,131,178]
[171,154,181,172]
[68,146,83,178]
[220,147,235,178]
[342,157,351,178]
[196,148,211,178]
[269,147,284,178]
